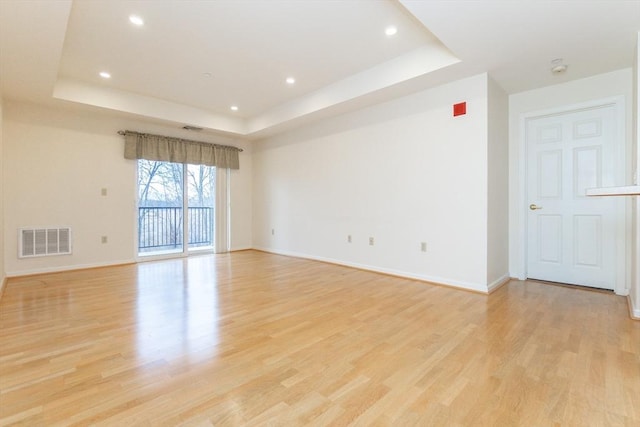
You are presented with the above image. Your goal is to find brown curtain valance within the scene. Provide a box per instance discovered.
[123,130,240,169]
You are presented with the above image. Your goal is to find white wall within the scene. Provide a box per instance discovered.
[487,77,509,287]
[230,143,253,251]
[0,97,5,289]
[632,33,640,317]
[253,73,505,292]
[3,101,252,276]
[509,69,634,291]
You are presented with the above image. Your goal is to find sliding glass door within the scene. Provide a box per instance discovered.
[137,160,215,257]
[186,164,215,251]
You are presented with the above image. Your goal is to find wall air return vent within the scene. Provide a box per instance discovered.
[19,227,72,258]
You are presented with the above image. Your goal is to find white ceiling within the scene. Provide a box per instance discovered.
[1,0,639,139]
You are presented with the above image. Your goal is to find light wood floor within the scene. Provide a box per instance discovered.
[1,251,638,426]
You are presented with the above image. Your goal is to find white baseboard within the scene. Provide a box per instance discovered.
[253,246,494,294]
[0,275,7,301]
[487,274,511,293]
[628,295,640,320]
[6,259,135,278]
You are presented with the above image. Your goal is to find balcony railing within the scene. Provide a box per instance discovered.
[138,207,213,251]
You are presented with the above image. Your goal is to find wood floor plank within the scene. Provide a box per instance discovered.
[1,251,639,426]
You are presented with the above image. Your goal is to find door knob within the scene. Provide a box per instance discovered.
[529,204,543,210]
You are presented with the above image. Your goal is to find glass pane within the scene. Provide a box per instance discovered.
[187,164,215,251]
[137,160,184,255]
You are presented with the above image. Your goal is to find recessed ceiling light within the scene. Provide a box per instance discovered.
[129,15,144,26]
[385,26,398,36]
[286,77,295,85]
[230,105,239,111]
[99,71,111,79]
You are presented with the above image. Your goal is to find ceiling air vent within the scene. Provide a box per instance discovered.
[19,227,72,258]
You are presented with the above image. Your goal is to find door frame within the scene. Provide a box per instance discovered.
[517,96,630,295]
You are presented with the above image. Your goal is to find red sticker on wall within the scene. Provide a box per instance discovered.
[453,102,466,117]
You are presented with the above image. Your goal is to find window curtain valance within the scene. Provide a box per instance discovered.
[123,130,240,169]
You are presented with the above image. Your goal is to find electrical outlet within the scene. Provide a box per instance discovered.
[347,235,352,243]
[101,188,108,196]
[421,242,427,252]
[101,236,108,244]
[369,237,374,246]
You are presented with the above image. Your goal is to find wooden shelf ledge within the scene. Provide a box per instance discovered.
[586,185,640,196]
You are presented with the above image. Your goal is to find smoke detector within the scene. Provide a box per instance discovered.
[550,58,568,74]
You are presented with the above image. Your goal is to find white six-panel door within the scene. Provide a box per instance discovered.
[526,104,620,290]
